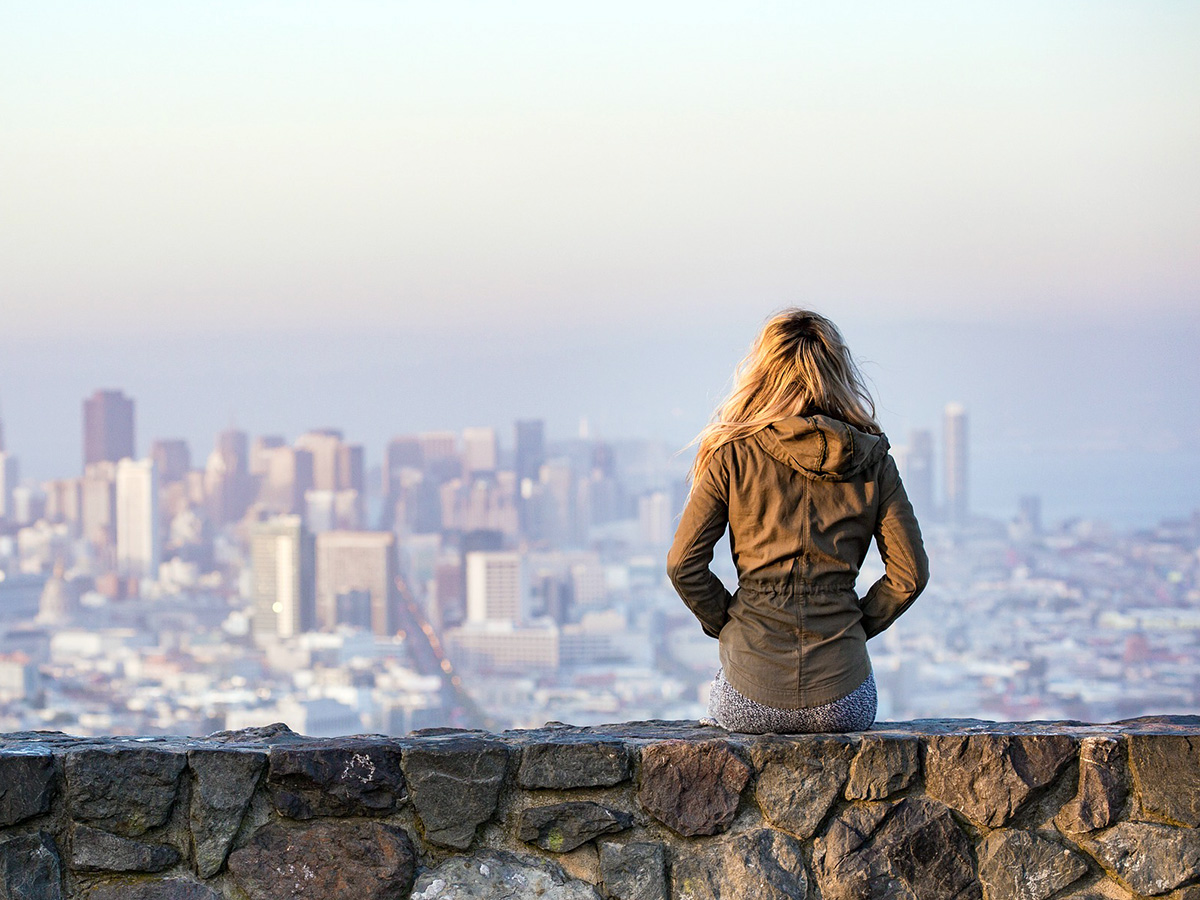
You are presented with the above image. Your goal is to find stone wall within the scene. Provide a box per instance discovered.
[0,716,1198,899]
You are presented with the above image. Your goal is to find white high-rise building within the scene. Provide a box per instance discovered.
[462,427,498,474]
[116,457,160,578]
[250,515,314,639]
[943,402,969,525]
[466,551,526,624]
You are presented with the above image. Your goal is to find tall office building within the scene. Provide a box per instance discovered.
[462,427,498,474]
[250,515,315,639]
[81,461,117,549]
[337,443,365,495]
[216,429,248,476]
[943,403,969,525]
[638,491,673,547]
[150,439,191,485]
[206,429,254,524]
[116,458,160,579]
[514,420,545,483]
[83,390,135,469]
[0,452,17,524]
[315,531,398,635]
[465,551,526,624]
[259,446,314,514]
[419,431,457,462]
[418,431,461,484]
[295,429,345,492]
[383,436,423,497]
[44,478,83,529]
[250,435,286,477]
[515,420,546,538]
[899,429,934,520]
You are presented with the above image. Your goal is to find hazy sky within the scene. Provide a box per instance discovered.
[2,3,1198,524]
[2,2,1197,336]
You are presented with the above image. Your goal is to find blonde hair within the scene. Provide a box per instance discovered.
[687,309,880,483]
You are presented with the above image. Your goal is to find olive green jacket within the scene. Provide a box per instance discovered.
[666,415,929,709]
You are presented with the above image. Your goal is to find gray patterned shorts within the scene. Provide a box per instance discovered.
[703,667,877,734]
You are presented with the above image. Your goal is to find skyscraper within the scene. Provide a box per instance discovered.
[514,420,545,484]
[150,439,191,485]
[115,458,160,579]
[259,446,313,515]
[943,402,969,525]
[81,461,117,549]
[465,551,526,624]
[418,431,461,484]
[83,390,135,469]
[249,435,286,477]
[383,436,423,497]
[0,452,17,524]
[901,429,935,521]
[315,531,398,635]
[250,515,315,639]
[462,427,498,475]
[337,443,365,495]
[295,429,345,491]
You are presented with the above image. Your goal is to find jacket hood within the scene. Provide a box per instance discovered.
[752,414,889,481]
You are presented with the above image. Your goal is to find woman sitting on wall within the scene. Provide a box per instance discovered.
[667,308,928,734]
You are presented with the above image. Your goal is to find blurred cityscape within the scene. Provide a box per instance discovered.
[0,391,1196,737]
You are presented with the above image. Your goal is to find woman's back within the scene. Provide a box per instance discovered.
[722,413,891,585]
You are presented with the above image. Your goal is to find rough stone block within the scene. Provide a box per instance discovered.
[518,739,632,789]
[188,747,265,877]
[1082,821,1200,896]
[63,746,187,837]
[1127,734,1200,826]
[267,742,405,819]
[0,832,62,900]
[410,851,602,900]
[599,841,667,900]
[0,751,57,827]
[86,882,222,900]
[977,829,1088,900]
[924,733,1075,827]
[518,802,632,852]
[1056,736,1127,834]
[227,820,416,900]
[751,735,854,840]
[403,736,511,849]
[812,797,981,900]
[671,828,808,900]
[69,824,180,873]
[844,735,920,801]
[638,740,749,838]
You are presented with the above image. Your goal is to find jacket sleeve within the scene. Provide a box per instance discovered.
[666,446,733,639]
[859,454,929,639]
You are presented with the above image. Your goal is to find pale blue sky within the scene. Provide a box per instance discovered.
[2,1,1197,336]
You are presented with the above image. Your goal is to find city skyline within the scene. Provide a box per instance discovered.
[0,378,1195,738]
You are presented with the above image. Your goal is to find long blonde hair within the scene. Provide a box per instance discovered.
[687,309,880,483]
